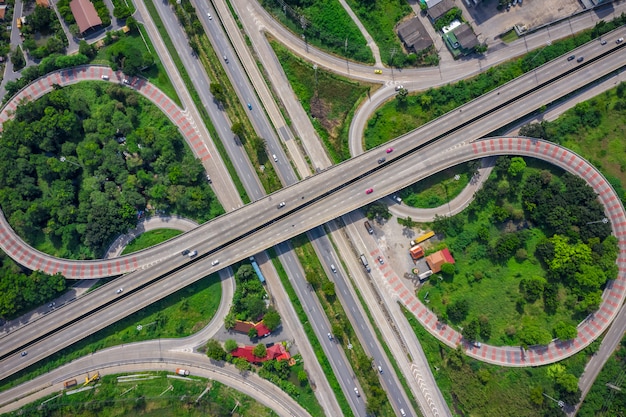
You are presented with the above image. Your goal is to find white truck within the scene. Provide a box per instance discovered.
[176,368,190,376]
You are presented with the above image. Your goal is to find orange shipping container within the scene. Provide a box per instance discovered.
[410,245,424,260]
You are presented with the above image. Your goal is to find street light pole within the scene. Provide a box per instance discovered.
[59,156,81,168]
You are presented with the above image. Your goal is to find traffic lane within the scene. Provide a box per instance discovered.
[310,226,414,416]
[3,49,620,362]
[275,242,367,416]
[3,50,624,370]
[151,0,266,202]
[199,1,297,186]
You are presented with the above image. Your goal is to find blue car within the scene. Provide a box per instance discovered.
[247,103,252,110]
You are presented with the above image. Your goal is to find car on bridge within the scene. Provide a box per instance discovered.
[365,188,373,194]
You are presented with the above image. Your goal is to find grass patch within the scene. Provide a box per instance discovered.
[142,0,250,203]
[94,30,181,107]
[8,373,274,416]
[344,0,414,66]
[270,39,377,163]
[402,304,597,417]
[399,163,471,208]
[268,246,346,417]
[121,229,183,255]
[501,29,519,43]
[259,0,373,63]
[364,13,626,145]
[0,274,221,392]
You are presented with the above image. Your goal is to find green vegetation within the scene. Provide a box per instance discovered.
[6,373,273,417]
[579,333,626,416]
[271,40,376,162]
[419,158,616,346]
[142,0,249,202]
[403,305,597,416]
[0,274,221,392]
[343,0,415,66]
[520,82,626,204]
[98,31,154,77]
[205,336,322,417]
[268,246,353,416]
[21,5,68,60]
[224,264,281,332]
[292,233,395,416]
[501,29,520,43]
[0,82,223,258]
[120,229,183,255]
[398,162,475,208]
[259,0,373,63]
[165,0,281,193]
[364,13,626,147]
[0,254,66,319]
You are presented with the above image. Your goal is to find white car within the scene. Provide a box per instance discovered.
[188,250,198,258]
[272,154,278,162]
[207,12,212,19]
[116,288,123,294]
[354,387,360,397]
[211,260,220,266]
[101,75,109,80]
[395,85,404,91]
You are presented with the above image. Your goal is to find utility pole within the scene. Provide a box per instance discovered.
[345,38,349,73]
[389,47,397,83]
[313,64,318,99]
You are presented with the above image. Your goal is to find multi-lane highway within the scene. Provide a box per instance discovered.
[1,39,625,382]
[0,32,624,281]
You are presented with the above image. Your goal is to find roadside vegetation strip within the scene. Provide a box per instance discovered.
[268,246,353,417]
[8,372,275,417]
[170,1,283,194]
[258,0,374,64]
[324,223,423,416]
[142,0,250,203]
[270,39,377,163]
[293,234,396,417]
[363,14,626,147]
[120,230,183,255]
[402,304,600,417]
[0,274,221,393]
[578,332,626,416]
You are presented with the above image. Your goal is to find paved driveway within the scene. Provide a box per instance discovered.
[460,0,582,43]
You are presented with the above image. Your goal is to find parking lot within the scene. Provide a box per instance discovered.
[371,214,440,290]
[460,0,583,43]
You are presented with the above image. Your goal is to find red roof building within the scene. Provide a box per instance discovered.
[70,0,102,35]
[425,248,455,273]
[231,344,291,364]
[233,320,271,338]
[410,245,425,260]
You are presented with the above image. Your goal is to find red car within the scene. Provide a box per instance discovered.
[365,188,374,194]
[386,147,394,153]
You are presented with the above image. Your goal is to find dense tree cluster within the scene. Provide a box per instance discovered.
[225,264,281,332]
[21,5,68,60]
[0,258,65,319]
[0,83,222,257]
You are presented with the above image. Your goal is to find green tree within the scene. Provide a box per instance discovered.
[440,262,455,277]
[462,318,479,341]
[508,157,526,177]
[231,121,244,138]
[297,370,308,386]
[234,357,251,372]
[210,83,226,104]
[248,327,258,339]
[224,339,238,352]
[553,321,578,341]
[447,299,469,323]
[520,276,547,303]
[263,307,281,331]
[365,201,391,221]
[253,343,267,358]
[205,339,226,361]
[78,40,96,59]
